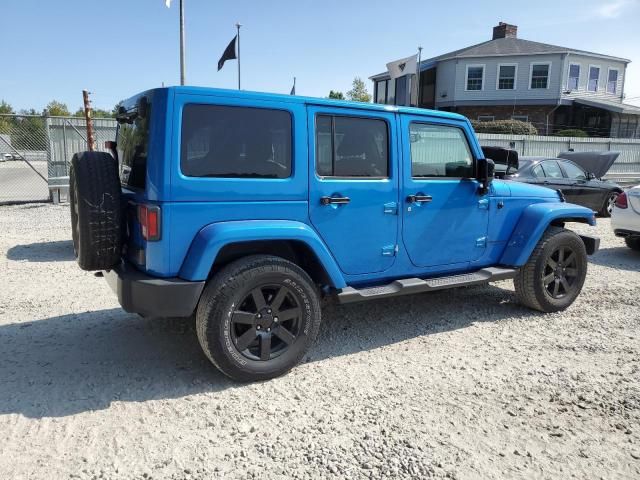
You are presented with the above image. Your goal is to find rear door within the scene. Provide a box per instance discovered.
[400,116,488,267]
[308,107,399,275]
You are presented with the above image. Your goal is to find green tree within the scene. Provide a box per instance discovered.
[328,90,345,100]
[45,100,70,117]
[73,107,115,118]
[346,77,371,103]
[0,100,14,134]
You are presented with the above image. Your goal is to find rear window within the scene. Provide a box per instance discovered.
[117,100,151,189]
[181,104,292,178]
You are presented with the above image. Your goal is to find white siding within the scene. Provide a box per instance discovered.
[560,54,626,101]
[442,54,565,104]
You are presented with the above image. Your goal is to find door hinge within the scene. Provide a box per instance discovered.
[382,244,398,256]
[383,202,398,215]
[476,236,487,248]
[478,198,489,210]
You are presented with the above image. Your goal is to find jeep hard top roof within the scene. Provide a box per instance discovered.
[123,86,468,123]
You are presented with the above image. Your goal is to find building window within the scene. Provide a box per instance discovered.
[465,65,484,91]
[477,115,495,122]
[409,123,474,178]
[497,64,517,90]
[315,115,389,178]
[530,63,550,89]
[567,64,580,91]
[511,115,529,122]
[375,80,388,104]
[588,66,600,92]
[607,68,618,94]
[181,104,292,179]
[395,76,408,105]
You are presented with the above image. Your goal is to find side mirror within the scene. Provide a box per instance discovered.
[477,158,495,194]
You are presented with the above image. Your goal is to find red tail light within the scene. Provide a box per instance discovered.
[138,204,161,241]
[615,192,628,209]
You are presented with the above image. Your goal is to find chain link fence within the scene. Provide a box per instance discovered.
[0,114,117,205]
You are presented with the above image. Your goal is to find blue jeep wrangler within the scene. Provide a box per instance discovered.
[69,87,599,381]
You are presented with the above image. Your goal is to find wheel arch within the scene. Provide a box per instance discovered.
[500,202,596,267]
[178,220,346,289]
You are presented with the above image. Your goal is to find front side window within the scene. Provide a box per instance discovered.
[498,65,516,90]
[588,66,600,92]
[530,64,550,89]
[315,115,388,178]
[541,160,563,178]
[562,161,586,180]
[511,115,528,122]
[410,123,474,178]
[568,64,580,90]
[466,66,484,91]
[181,104,292,178]
[607,69,618,94]
[477,115,495,122]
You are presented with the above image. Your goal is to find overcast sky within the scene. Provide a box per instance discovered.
[2,0,639,111]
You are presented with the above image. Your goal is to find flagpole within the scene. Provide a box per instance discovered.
[416,46,422,108]
[180,0,185,85]
[236,23,242,90]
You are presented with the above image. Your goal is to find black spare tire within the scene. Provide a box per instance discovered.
[69,151,122,271]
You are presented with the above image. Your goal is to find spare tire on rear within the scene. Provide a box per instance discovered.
[69,151,122,271]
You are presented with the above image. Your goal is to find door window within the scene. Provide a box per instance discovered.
[315,115,389,177]
[531,164,545,178]
[409,123,473,178]
[540,160,563,178]
[562,161,586,180]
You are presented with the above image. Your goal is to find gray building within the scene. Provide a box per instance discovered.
[370,22,640,137]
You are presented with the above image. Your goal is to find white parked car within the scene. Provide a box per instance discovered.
[611,185,640,251]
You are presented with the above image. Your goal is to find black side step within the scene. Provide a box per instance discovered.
[337,267,517,304]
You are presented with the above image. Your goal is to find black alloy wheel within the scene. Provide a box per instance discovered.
[231,284,302,361]
[542,246,579,299]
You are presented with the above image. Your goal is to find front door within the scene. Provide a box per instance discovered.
[308,107,399,275]
[400,116,489,267]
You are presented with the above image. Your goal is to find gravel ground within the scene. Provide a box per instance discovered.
[0,203,639,480]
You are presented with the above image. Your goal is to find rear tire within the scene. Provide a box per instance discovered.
[69,151,122,271]
[514,226,587,312]
[196,255,322,382]
[625,237,640,251]
[599,192,618,217]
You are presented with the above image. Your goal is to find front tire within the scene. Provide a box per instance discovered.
[514,226,588,312]
[196,255,321,382]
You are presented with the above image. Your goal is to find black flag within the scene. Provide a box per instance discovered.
[217,35,237,71]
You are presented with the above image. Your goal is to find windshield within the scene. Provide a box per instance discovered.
[116,98,151,189]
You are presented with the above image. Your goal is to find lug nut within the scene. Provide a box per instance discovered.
[267,309,272,314]
[257,313,262,318]
[267,328,271,332]
[256,325,261,330]
[273,317,278,322]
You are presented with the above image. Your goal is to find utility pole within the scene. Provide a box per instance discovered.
[180,0,186,85]
[82,90,96,152]
[236,22,242,90]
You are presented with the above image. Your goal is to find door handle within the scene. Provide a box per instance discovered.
[406,194,432,204]
[543,181,550,185]
[320,196,350,205]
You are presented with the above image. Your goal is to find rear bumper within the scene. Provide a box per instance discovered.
[614,229,640,239]
[104,262,205,318]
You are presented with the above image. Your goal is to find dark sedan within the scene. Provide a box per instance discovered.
[504,154,623,217]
